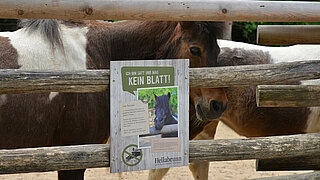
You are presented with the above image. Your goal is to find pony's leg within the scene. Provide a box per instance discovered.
[148,168,170,180]
[189,161,210,180]
[189,120,219,180]
[58,169,86,180]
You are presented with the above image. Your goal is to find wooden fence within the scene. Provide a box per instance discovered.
[257,25,320,45]
[1,133,320,174]
[1,0,320,178]
[0,0,320,21]
[1,60,320,93]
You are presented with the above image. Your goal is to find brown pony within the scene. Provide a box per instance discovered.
[0,20,227,179]
[152,46,320,180]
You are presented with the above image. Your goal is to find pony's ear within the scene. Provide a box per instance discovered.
[179,21,195,30]
[167,92,171,99]
[154,94,158,100]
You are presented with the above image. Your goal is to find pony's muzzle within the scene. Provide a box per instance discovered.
[195,100,227,121]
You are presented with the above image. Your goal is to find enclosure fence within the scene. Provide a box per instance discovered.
[0,0,320,179]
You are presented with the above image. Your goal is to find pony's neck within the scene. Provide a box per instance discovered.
[219,86,257,136]
[218,39,320,64]
[86,21,179,69]
[220,86,310,137]
[164,112,176,125]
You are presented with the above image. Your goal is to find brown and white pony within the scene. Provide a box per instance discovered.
[150,40,320,180]
[216,40,320,136]
[0,20,227,179]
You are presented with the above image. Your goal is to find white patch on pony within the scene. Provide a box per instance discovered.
[218,39,320,64]
[0,95,7,107]
[49,92,59,101]
[0,24,88,71]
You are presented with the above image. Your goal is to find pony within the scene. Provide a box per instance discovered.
[216,40,320,136]
[0,19,227,180]
[154,92,178,131]
[150,40,320,180]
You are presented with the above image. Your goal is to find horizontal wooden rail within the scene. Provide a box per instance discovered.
[257,25,320,45]
[251,172,320,180]
[1,133,320,174]
[0,0,320,21]
[0,69,109,94]
[257,85,320,107]
[256,155,320,171]
[2,60,320,94]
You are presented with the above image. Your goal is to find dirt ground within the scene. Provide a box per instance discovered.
[0,122,310,180]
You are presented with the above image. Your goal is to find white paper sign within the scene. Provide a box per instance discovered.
[120,101,149,137]
[110,59,189,173]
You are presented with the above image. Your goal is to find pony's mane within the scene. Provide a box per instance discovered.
[194,21,226,39]
[19,19,88,51]
[19,19,64,50]
[155,94,170,108]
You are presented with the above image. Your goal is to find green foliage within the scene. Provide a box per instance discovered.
[138,87,178,114]
[0,19,18,32]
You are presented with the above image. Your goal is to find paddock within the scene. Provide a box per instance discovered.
[1,0,320,179]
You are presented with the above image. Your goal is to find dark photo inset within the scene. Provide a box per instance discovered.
[137,86,178,148]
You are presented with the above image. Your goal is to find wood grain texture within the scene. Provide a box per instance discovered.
[256,155,320,171]
[250,172,320,180]
[2,60,320,94]
[257,85,320,107]
[189,60,320,88]
[257,25,320,45]
[0,0,320,21]
[1,133,320,174]
[0,69,109,94]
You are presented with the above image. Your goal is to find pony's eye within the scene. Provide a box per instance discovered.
[190,47,201,56]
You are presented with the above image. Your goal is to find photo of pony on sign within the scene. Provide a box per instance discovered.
[110,59,188,173]
[138,86,178,148]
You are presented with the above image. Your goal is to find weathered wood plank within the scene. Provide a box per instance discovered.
[1,133,320,174]
[0,69,109,94]
[256,155,320,171]
[0,0,320,22]
[257,25,320,45]
[189,133,320,162]
[250,172,320,180]
[257,85,320,107]
[189,60,320,88]
[2,60,320,94]
[0,144,110,174]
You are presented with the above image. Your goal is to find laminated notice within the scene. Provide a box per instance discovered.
[120,101,149,137]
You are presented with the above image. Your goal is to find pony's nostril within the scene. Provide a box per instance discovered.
[196,104,204,117]
[210,100,222,113]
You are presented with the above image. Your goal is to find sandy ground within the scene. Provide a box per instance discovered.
[0,122,310,180]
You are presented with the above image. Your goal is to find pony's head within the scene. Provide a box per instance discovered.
[177,21,225,67]
[154,92,172,130]
[176,22,228,121]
